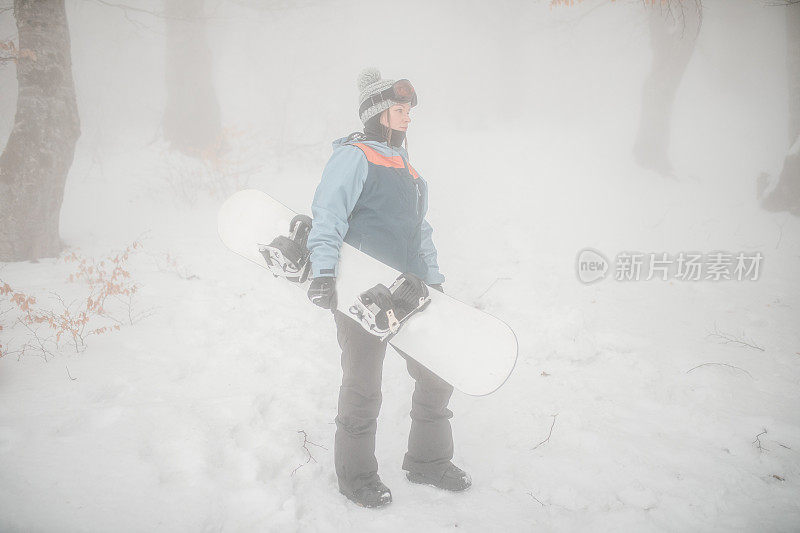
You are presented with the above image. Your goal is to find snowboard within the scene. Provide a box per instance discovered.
[217,189,518,396]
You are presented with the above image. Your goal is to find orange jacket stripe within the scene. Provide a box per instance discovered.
[352,143,418,177]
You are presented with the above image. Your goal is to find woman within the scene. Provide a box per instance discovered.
[305,68,472,508]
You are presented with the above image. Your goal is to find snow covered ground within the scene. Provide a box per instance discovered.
[2,1,799,531]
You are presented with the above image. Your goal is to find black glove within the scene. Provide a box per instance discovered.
[307,276,337,310]
[394,273,429,302]
[429,284,444,293]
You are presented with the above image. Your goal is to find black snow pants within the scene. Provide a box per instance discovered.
[333,310,455,494]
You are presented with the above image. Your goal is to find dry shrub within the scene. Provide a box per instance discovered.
[0,241,148,359]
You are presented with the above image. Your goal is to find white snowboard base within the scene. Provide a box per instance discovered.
[217,189,517,396]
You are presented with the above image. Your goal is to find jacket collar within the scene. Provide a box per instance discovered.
[333,133,409,160]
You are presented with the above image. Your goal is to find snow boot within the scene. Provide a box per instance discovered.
[406,463,472,492]
[339,480,392,508]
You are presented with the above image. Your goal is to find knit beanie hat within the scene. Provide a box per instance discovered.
[357,67,399,125]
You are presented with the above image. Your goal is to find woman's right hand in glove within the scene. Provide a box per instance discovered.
[307,276,337,310]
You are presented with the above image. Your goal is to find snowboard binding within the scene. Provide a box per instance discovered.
[258,215,312,283]
[349,273,431,339]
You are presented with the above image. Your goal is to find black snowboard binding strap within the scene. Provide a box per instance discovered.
[349,273,431,340]
[258,215,312,283]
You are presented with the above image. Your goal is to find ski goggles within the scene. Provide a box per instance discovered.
[359,79,418,116]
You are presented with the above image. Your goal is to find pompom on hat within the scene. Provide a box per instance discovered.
[357,67,413,125]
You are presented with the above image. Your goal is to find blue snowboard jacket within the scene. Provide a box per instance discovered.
[307,133,445,285]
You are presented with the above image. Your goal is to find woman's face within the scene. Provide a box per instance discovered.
[380,102,412,132]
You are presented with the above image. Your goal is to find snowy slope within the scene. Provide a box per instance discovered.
[1,125,798,531]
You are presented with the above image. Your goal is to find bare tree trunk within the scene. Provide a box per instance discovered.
[0,0,81,262]
[163,0,221,157]
[787,3,800,144]
[633,0,701,178]
[758,4,800,215]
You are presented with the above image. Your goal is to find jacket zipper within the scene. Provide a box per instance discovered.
[402,156,422,217]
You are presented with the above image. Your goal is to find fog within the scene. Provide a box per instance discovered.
[2,1,792,235]
[1,0,798,531]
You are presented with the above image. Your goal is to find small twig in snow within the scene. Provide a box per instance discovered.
[706,323,764,352]
[526,491,547,506]
[65,365,77,381]
[532,414,558,450]
[291,430,327,476]
[146,251,199,281]
[775,216,787,249]
[478,277,511,299]
[686,362,753,379]
[753,429,768,453]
